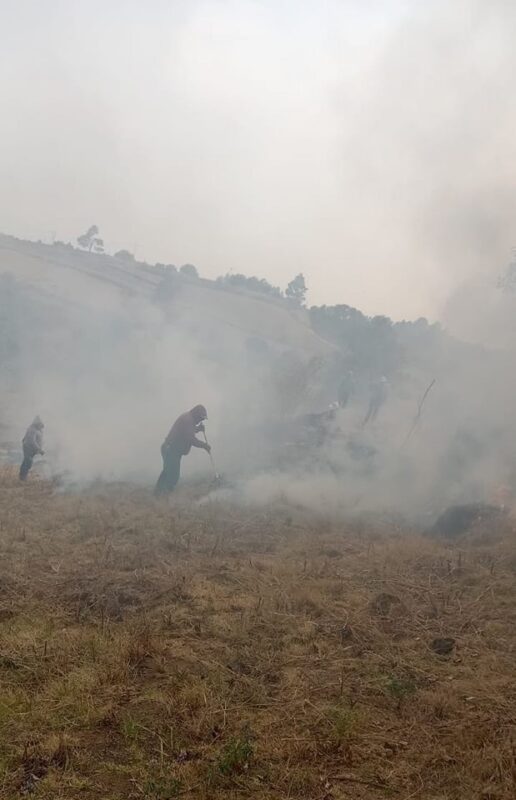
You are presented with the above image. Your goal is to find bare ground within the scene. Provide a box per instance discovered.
[0,467,515,799]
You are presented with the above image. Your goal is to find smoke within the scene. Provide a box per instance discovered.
[2,1,516,318]
[2,243,516,521]
[0,247,326,486]
[332,0,516,321]
[2,2,516,517]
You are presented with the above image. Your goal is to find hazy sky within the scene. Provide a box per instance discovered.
[1,0,516,319]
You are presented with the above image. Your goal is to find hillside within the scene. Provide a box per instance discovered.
[0,234,345,489]
[1,238,515,799]
[0,235,333,359]
[1,231,516,515]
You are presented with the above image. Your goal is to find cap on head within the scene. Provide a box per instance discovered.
[33,416,44,429]
[191,404,208,423]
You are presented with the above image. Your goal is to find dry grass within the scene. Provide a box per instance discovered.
[0,466,515,799]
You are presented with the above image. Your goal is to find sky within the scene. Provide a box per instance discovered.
[1,0,516,320]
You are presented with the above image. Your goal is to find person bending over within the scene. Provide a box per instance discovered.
[155,405,210,496]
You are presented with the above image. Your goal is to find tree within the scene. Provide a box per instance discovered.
[114,249,135,262]
[77,225,104,253]
[180,263,199,279]
[286,273,307,306]
[309,303,402,376]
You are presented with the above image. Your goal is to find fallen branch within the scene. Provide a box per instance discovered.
[402,379,436,450]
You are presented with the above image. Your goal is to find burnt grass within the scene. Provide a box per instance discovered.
[0,467,515,799]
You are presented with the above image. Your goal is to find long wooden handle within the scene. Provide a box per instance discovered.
[202,430,218,473]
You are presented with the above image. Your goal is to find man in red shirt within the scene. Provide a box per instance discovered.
[154,405,210,495]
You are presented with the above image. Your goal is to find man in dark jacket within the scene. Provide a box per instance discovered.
[363,376,388,426]
[19,416,45,481]
[338,370,355,409]
[155,405,210,496]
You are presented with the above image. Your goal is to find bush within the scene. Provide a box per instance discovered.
[216,273,282,298]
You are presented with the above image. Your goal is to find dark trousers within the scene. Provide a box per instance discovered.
[154,445,182,496]
[363,401,381,427]
[19,446,35,481]
[338,390,350,408]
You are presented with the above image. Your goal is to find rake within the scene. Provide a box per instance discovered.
[202,430,223,486]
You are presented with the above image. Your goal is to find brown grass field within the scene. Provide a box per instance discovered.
[0,466,515,799]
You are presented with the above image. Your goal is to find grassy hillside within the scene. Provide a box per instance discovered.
[0,469,514,799]
[0,235,332,358]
